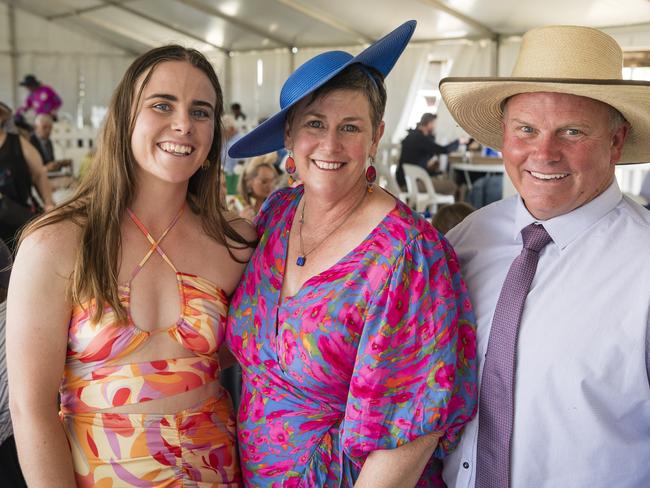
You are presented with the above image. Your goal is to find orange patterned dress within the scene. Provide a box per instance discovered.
[59,206,241,487]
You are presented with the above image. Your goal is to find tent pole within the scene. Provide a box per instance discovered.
[494,35,500,76]
[8,0,18,108]
[225,53,233,110]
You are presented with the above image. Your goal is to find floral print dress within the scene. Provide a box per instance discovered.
[227,186,477,487]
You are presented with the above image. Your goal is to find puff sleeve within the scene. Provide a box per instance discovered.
[340,231,478,466]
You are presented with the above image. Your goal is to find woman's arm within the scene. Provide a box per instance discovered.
[354,432,442,488]
[19,136,54,210]
[7,223,77,487]
[342,230,477,487]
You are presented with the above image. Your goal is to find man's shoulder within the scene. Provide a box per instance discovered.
[607,197,650,254]
[446,196,516,246]
[400,129,418,143]
[618,195,650,228]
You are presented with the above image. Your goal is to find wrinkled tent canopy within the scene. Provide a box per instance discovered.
[3,0,650,147]
[6,0,650,53]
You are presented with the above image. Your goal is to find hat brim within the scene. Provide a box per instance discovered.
[19,78,39,87]
[440,77,650,164]
[229,20,416,159]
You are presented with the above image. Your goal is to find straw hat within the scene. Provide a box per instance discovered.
[439,25,650,164]
[229,20,416,158]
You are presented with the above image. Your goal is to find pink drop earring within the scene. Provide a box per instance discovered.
[365,156,376,193]
[286,150,296,185]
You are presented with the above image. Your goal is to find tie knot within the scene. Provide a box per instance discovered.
[521,223,552,252]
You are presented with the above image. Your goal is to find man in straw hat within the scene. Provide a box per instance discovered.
[439,25,650,487]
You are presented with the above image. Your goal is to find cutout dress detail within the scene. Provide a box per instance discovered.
[60,205,241,487]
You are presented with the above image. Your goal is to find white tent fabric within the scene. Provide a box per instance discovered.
[4,1,650,145]
[434,40,494,145]
[386,45,430,144]
[229,49,290,128]
[2,5,133,121]
[2,0,649,200]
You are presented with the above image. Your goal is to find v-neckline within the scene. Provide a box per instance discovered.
[272,186,399,307]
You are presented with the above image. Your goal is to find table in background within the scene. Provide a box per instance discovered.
[449,154,504,189]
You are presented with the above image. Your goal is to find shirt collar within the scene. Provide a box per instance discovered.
[514,179,622,249]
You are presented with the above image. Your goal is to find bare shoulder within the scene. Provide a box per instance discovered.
[182,213,256,294]
[18,134,42,162]
[16,219,81,278]
[362,187,399,225]
[178,211,255,292]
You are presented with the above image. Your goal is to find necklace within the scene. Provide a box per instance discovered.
[296,192,367,267]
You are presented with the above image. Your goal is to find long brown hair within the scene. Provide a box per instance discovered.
[20,45,255,323]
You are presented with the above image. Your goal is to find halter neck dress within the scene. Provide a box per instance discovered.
[60,206,241,487]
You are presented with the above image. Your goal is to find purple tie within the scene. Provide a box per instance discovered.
[475,223,552,488]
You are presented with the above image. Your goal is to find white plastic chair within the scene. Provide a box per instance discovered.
[402,163,454,214]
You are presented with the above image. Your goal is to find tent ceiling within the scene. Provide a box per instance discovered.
[7,0,650,55]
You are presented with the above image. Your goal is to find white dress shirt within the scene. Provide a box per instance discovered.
[443,181,650,488]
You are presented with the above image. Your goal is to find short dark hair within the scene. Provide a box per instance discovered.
[286,63,387,132]
[419,113,437,126]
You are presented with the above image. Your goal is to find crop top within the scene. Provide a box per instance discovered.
[60,205,228,414]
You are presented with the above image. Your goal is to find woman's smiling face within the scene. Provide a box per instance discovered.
[284,88,383,200]
[130,60,217,187]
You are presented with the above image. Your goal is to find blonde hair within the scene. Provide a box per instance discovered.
[237,153,277,206]
[20,45,255,324]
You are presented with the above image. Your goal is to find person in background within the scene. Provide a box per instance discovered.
[231,103,247,133]
[0,102,54,251]
[0,240,26,487]
[439,25,650,487]
[29,114,72,172]
[221,114,244,175]
[236,153,279,220]
[7,45,255,487]
[397,112,459,195]
[231,103,246,122]
[15,75,62,120]
[227,20,477,487]
[432,202,475,235]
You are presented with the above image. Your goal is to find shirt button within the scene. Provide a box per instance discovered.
[463,462,470,469]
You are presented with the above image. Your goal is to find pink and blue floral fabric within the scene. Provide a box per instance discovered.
[226,186,477,487]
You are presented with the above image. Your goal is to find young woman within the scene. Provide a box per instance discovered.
[7,46,254,487]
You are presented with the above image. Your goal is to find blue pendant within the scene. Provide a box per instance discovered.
[296,255,306,267]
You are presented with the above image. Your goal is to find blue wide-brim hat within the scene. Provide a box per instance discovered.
[229,20,416,158]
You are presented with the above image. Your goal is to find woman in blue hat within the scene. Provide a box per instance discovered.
[226,21,477,487]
